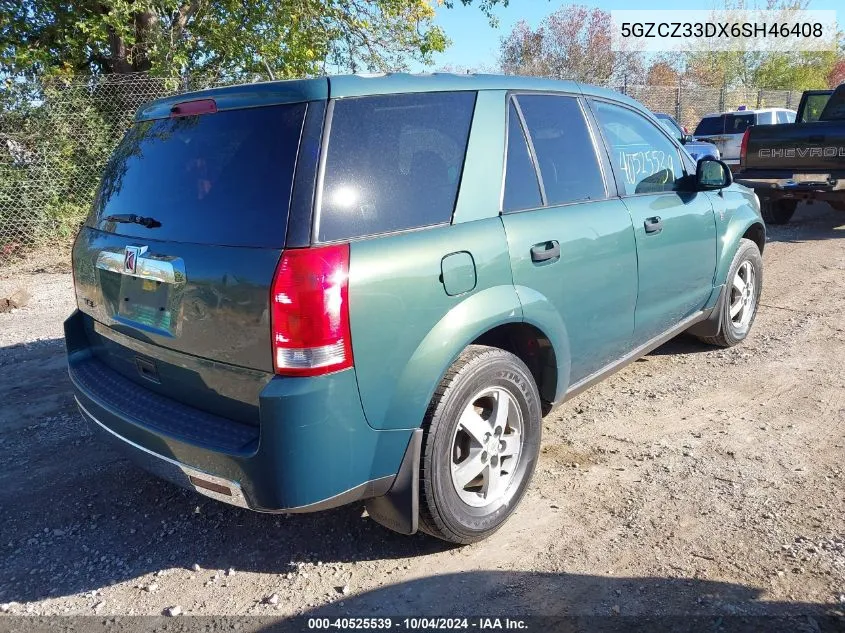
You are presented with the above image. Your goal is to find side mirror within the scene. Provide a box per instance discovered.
[696,158,733,190]
[682,134,694,144]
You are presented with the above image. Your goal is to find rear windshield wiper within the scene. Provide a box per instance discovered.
[102,213,162,229]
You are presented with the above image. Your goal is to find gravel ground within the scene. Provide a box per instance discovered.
[0,202,843,619]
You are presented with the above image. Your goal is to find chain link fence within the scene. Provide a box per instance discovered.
[0,72,801,266]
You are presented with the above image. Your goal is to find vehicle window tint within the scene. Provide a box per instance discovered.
[776,111,789,124]
[93,104,306,247]
[318,92,475,242]
[820,86,845,120]
[694,116,724,136]
[503,101,542,212]
[786,111,796,123]
[592,100,683,196]
[516,94,605,206]
[725,113,755,133]
[801,94,831,122]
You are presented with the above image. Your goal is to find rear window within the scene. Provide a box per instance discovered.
[317,92,476,243]
[801,93,832,122]
[694,116,724,136]
[820,86,845,121]
[92,103,306,248]
[725,113,755,133]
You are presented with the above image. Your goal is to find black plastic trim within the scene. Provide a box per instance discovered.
[563,309,711,402]
[365,428,422,535]
[286,100,327,248]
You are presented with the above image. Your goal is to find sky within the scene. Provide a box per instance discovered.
[416,0,845,72]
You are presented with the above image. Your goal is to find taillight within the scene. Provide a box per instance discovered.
[739,128,751,169]
[270,244,353,376]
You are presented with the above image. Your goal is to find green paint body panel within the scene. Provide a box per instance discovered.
[620,191,718,342]
[348,220,519,431]
[501,200,638,384]
[707,185,767,290]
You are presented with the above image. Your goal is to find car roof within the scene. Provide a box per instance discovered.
[135,72,645,121]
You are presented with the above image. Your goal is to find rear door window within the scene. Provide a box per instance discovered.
[515,94,606,206]
[318,92,476,243]
[503,101,542,212]
[776,111,789,124]
[93,103,306,248]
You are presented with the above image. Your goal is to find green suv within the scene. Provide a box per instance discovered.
[65,74,765,544]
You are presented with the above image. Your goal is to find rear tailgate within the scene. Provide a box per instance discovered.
[72,83,326,424]
[743,121,845,172]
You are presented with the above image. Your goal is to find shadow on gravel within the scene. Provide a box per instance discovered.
[297,570,844,623]
[0,338,452,606]
[764,201,845,245]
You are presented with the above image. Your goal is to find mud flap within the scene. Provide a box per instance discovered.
[365,428,422,535]
[686,284,727,338]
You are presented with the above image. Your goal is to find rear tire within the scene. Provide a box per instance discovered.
[697,238,762,348]
[419,345,541,544]
[760,198,797,224]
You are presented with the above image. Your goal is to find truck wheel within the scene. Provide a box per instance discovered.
[760,198,797,224]
[419,345,541,544]
[697,238,762,348]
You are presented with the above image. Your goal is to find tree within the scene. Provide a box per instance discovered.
[646,60,680,87]
[0,0,505,79]
[500,5,643,85]
[829,60,845,87]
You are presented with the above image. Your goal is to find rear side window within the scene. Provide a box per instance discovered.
[776,111,789,124]
[592,100,683,196]
[516,94,605,206]
[802,93,832,122]
[93,104,306,248]
[503,101,542,212]
[318,92,476,243]
[694,116,724,136]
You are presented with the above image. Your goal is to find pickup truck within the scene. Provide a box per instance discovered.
[735,84,845,224]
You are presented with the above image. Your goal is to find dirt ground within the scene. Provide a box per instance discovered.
[0,202,843,620]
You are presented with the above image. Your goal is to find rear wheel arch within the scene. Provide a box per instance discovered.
[471,322,559,414]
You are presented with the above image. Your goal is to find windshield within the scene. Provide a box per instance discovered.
[91,103,306,248]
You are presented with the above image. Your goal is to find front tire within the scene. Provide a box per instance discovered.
[698,238,762,348]
[419,345,542,544]
[760,198,797,224]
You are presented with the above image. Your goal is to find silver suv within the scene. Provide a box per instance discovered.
[693,107,796,168]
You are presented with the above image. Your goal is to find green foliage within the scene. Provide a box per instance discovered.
[0,0,470,79]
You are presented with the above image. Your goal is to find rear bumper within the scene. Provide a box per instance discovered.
[65,310,413,513]
[734,172,845,202]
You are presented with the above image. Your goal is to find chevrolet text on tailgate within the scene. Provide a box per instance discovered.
[736,84,845,224]
[66,74,765,543]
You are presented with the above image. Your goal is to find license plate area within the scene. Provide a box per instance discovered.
[792,173,830,183]
[95,248,186,337]
[117,276,175,332]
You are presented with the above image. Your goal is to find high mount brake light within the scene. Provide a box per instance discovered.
[270,244,353,377]
[170,99,217,117]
